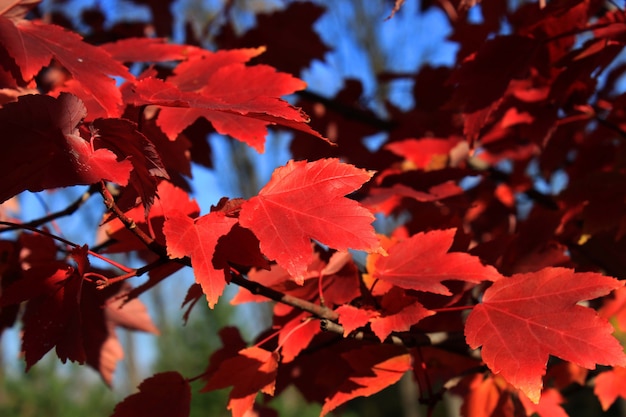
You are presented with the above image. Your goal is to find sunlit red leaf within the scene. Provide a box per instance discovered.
[336,304,378,336]
[460,373,516,417]
[101,37,198,63]
[111,372,190,417]
[373,229,502,295]
[518,388,568,417]
[239,159,381,283]
[0,17,131,118]
[465,268,626,403]
[163,210,237,308]
[123,47,328,151]
[594,366,626,411]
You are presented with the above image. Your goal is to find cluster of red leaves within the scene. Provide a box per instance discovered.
[2,0,626,416]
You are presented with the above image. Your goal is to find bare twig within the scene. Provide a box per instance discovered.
[0,184,98,233]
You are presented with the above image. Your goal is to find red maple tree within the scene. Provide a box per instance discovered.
[2,0,626,416]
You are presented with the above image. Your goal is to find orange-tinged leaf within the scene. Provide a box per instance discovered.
[202,346,279,417]
[239,159,381,283]
[594,366,626,411]
[163,211,237,308]
[320,344,411,417]
[336,304,378,336]
[600,285,626,332]
[518,388,568,417]
[111,371,190,417]
[460,373,515,417]
[374,229,502,295]
[465,268,626,403]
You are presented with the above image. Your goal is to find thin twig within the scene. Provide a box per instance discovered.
[0,184,98,233]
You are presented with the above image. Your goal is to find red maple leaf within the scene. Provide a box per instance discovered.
[202,346,279,417]
[464,267,626,403]
[163,210,237,308]
[122,47,327,152]
[91,118,169,213]
[336,304,378,336]
[518,388,568,417]
[239,158,381,282]
[111,371,191,417]
[101,37,199,63]
[385,137,464,170]
[0,17,132,118]
[370,303,434,342]
[595,366,626,410]
[459,373,517,417]
[81,282,159,386]
[320,344,411,416]
[0,93,133,203]
[373,229,502,295]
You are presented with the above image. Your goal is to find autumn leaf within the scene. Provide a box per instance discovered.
[0,93,133,204]
[101,37,198,63]
[320,344,411,416]
[163,210,237,308]
[336,304,378,336]
[91,118,169,213]
[202,346,279,417]
[518,388,568,417]
[594,366,626,411]
[373,229,502,295]
[82,282,159,386]
[465,268,626,403]
[123,47,328,152]
[239,159,381,283]
[111,372,191,417]
[0,17,132,118]
[370,303,434,342]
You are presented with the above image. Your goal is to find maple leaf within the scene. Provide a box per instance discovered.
[373,229,502,295]
[92,118,169,213]
[370,303,434,342]
[101,37,198,63]
[336,304,378,336]
[111,372,191,417]
[103,181,200,254]
[0,93,133,204]
[123,47,328,152]
[459,373,516,417]
[202,346,279,417]
[518,388,568,417]
[81,282,159,386]
[163,210,237,308]
[385,137,464,170]
[465,267,626,403]
[594,366,626,411]
[239,159,381,283]
[320,344,411,416]
[215,2,330,76]
[0,17,132,118]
